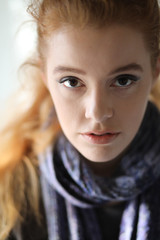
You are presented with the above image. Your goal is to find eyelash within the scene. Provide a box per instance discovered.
[59,74,140,89]
[59,76,83,88]
[112,74,140,88]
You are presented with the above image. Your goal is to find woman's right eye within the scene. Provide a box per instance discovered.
[59,76,83,88]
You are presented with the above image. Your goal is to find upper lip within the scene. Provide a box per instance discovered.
[82,130,120,135]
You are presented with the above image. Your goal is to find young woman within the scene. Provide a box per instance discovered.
[1,0,160,239]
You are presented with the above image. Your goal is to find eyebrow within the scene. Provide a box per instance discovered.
[109,63,143,75]
[53,63,143,75]
[53,66,86,75]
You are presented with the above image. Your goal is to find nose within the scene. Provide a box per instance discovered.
[85,89,114,123]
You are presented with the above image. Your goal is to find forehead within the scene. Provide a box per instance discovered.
[46,25,151,74]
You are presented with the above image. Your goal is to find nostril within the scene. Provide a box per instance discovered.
[84,93,114,122]
[85,107,114,122]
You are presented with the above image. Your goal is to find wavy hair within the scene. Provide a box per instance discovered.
[0,0,160,239]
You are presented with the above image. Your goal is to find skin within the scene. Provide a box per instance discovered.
[42,25,160,175]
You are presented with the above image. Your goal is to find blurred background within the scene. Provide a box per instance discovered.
[0,0,36,109]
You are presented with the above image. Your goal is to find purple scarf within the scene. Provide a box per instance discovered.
[39,101,160,240]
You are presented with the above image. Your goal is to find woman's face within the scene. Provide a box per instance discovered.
[44,25,159,163]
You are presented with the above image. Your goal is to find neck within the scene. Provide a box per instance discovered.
[85,156,121,177]
[84,146,130,177]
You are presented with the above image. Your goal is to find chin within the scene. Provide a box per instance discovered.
[79,149,119,163]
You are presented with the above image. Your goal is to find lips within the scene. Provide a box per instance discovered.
[88,132,114,136]
[81,131,120,144]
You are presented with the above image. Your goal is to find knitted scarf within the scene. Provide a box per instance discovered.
[39,101,160,240]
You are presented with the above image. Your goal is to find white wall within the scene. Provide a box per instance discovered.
[0,0,36,108]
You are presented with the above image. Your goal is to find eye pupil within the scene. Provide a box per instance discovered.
[118,78,128,86]
[69,79,78,87]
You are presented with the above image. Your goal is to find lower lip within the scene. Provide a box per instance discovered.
[81,133,120,145]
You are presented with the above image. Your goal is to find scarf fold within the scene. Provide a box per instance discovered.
[39,101,160,240]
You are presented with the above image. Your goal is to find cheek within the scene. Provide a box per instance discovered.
[116,95,149,137]
[49,89,83,130]
[114,83,150,122]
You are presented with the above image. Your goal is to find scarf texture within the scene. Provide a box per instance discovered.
[39,101,160,240]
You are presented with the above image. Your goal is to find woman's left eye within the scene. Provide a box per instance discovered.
[112,74,140,88]
[59,76,83,88]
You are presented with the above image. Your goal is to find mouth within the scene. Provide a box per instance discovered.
[81,131,120,145]
[89,132,114,136]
